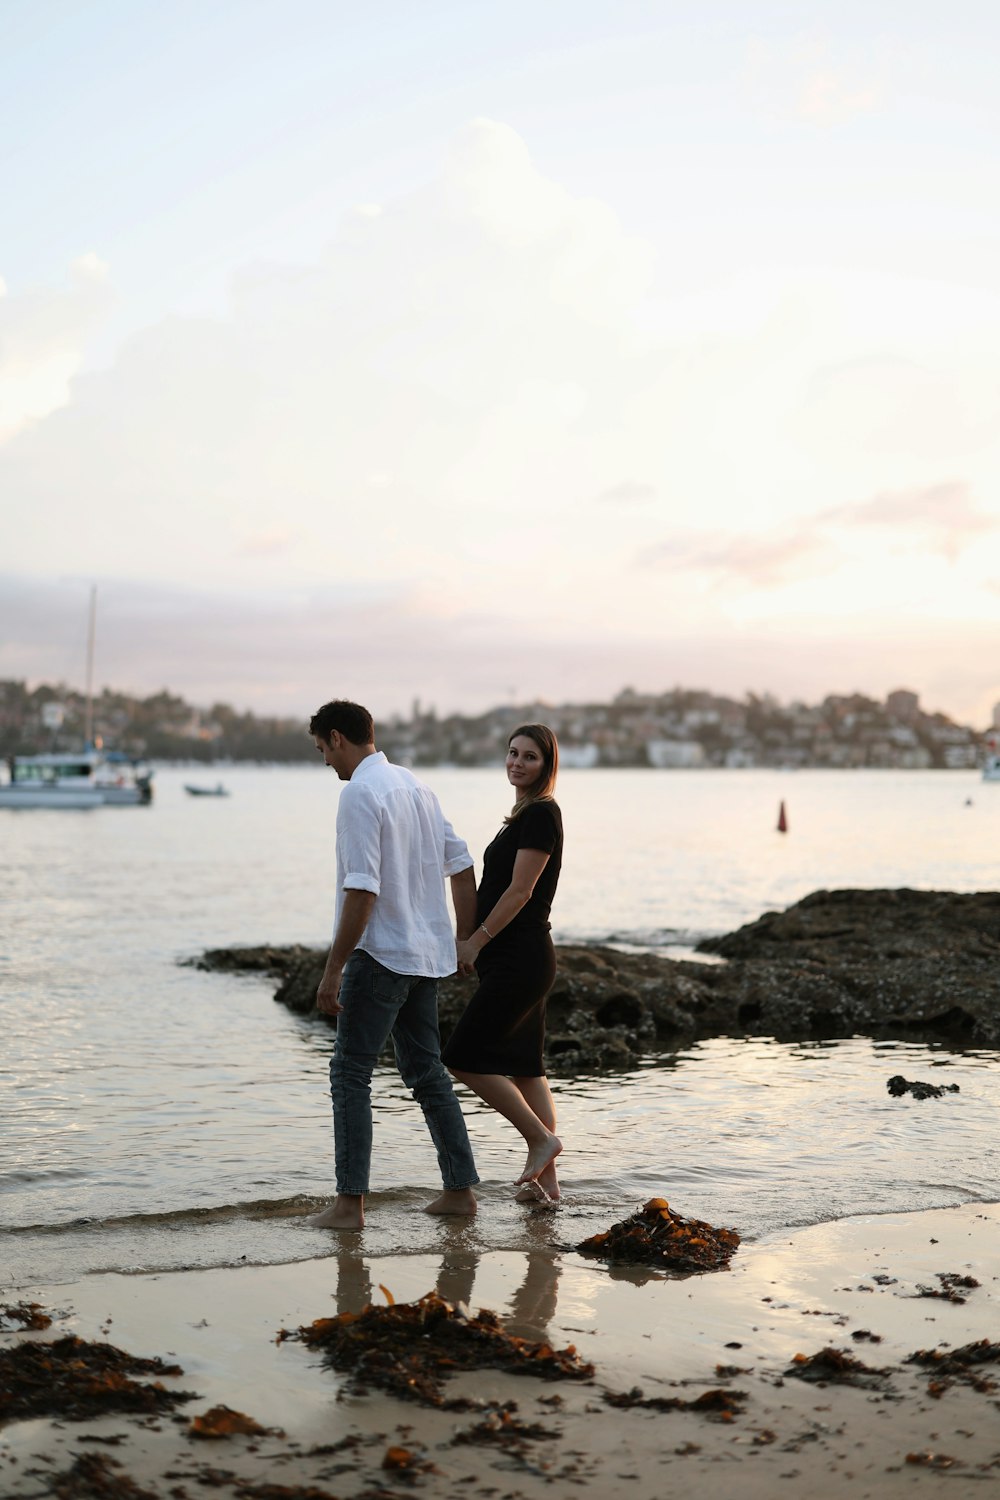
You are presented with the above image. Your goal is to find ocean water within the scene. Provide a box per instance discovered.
[2,764,998,1287]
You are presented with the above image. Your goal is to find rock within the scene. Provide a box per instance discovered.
[188,888,1000,1073]
[887,1075,961,1100]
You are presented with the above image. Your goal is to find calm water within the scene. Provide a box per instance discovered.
[2,765,998,1287]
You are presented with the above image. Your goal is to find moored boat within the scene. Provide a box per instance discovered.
[0,751,154,808]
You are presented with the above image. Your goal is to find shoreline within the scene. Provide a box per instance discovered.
[3,1202,999,1498]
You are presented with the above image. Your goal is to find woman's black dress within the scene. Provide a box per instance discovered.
[442,799,562,1078]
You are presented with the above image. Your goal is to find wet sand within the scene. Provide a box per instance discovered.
[2,1202,998,1498]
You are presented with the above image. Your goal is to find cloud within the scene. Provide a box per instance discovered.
[642,526,832,588]
[237,528,297,558]
[644,479,995,589]
[0,255,113,443]
[825,481,997,561]
[745,32,882,127]
[594,480,657,506]
[0,118,653,591]
[4,572,998,729]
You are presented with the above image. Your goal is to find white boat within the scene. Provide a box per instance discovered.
[982,753,1000,782]
[184,782,230,798]
[0,751,154,808]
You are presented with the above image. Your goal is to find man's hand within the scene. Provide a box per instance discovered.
[316,967,344,1015]
[455,938,479,976]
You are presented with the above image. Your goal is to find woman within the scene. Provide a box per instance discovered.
[442,724,564,1201]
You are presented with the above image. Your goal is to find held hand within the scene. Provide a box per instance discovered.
[456,938,479,975]
[316,969,344,1015]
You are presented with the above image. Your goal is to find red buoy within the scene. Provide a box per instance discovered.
[777,800,788,833]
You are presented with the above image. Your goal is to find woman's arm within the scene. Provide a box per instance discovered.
[456,846,550,969]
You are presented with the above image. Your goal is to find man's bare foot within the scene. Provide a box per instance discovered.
[515,1134,563,1187]
[423,1187,478,1216]
[514,1162,560,1203]
[307,1194,364,1229]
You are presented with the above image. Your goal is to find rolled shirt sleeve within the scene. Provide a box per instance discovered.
[336,784,382,894]
[442,816,474,878]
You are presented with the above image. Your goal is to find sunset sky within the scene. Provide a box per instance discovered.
[2,0,999,725]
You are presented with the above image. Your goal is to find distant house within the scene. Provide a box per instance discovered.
[646,739,706,768]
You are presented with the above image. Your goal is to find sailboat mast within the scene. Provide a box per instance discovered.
[84,585,97,748]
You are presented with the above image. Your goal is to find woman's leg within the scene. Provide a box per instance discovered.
[450,1070,562,1185]
[512,1076,561,1200]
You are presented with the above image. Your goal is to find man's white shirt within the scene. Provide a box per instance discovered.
[335,752,473,977]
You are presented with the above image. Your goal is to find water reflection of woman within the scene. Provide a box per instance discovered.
[442,725,564,1202]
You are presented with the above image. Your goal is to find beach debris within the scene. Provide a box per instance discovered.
[906,1451,965,1469]
[278,1290,594,1406]
[911,1272,980,1303]
[784,1347,893,1390]
[189,1403,283,1440]
[577,1198,740,1273]
[451,1407,562,1446]
[605,1385,747,1421]
[381,1443,439,1475]
[48,1450,159,1499]
[223,1483,344,1499]
[0,1335,197,1423]
[886,1075,960,1100]
[0,1299,54,1332]
[906,1339,1000,1396]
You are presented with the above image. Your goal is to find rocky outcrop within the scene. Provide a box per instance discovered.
[191,888,1000,1073]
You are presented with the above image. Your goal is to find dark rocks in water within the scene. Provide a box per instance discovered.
[887,1074,961,1100]
[190,887,1000,1074]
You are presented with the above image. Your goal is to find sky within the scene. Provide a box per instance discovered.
[2,0,999,726]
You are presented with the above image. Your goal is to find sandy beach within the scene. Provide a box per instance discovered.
[2,1200,998,1499]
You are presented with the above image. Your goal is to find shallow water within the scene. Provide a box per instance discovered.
[2,765,998,1286]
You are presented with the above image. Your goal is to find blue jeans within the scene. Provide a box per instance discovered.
[329,949,480,1196]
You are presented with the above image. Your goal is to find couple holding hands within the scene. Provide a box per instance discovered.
[307,699,564,1230]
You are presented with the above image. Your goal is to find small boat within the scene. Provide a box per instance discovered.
[184,782,230,798]
[0,751,154,808]
[982,752,1000,782]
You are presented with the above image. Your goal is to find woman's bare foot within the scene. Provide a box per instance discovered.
[423,1188,477,1216]
[515,1134,562,1187]
[307,1194,364,1229]
[514,1161,560,1203]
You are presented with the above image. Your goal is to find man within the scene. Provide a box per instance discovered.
[307,699,480,1229]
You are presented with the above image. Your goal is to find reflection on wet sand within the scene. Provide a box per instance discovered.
[330,1220,563,1343]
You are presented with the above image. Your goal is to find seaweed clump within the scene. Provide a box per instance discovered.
[577,1198,740,1273]
[605,1385,746,1421]
[49,1451,159,1500]
[0,1336,197,1423]
[906,1339,1000,1396]
[784,1347,893,1390]
[0,1301,53,1332]
[278,1290,594,1406]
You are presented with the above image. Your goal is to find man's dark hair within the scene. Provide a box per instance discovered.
[309,700,375,745]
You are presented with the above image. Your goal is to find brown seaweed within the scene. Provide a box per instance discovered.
[189,1403,282,1440]
[911,1272,980,1303]
[278,1290,594,1406]
[49,1450,159,1499]
[784,1347,893,1389]
[577,1197,740,1272]
[906,1339,1000,1396]
[0,1300,53,1332]
[0,1336,196,1423]
[605,1385,746,1420]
